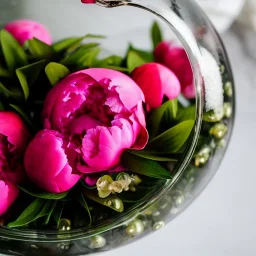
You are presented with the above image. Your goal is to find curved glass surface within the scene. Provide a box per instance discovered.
[0,0,235,255]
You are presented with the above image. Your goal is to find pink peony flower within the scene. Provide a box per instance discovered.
[154,41,195,98]
[81,0,96,3]
[0,180,19,217]
[131,63,181,108]
[24,130,81,193]
[0,112,31,216]
[4,19,52,45]
[42,68,148,175]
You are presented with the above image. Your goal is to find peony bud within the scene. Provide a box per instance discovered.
[131,63,181,108]
[154,41,195,98]
[4,19,52,45]
[0,111,31,216]
[24,130,81,193]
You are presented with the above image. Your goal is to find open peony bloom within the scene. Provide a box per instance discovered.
[0,112,31,216]
[131,63,181,108]
[24,130,82,193]
[41,68,148,177]
[4,19,52,45]
[154,41,195,98]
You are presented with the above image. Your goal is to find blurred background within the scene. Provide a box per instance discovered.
[100,0,256,255]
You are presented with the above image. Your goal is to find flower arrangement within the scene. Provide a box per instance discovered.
[0,18,229,230]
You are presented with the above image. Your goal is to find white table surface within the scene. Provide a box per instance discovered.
[100,23,256,256]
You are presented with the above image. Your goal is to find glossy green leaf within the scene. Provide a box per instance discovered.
[127,150,178,162]
[149,99,178,137]
[0,82,22,99]
[0,67,11,77]
[53,34,104,53]
[53,203,64,226]
[36,200,53,218]
[151,21,163,48]
[61,47,100,67]
[9,104,33,127]
[85,191,124,213]
[177,105,196,122]
[45,62,70,86]
[127,50,147,73]
[28,38,53,59]
[16,70,29,100]
[128,45,153,62]
[19,186,69,200]
[122,152,172,179]
[0,30,28,72]
[79,47,101,67]
[16,60,46,100]
[95,55,123,68]
[147,120,195,153]
[7,198,47,228]
[44,201,57,225]
[78,193,92,225]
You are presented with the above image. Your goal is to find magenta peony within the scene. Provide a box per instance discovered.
[131,63,181,108]
[81,0,96,3]
[154,41,195,98]
[4,19,52,45]
[0,112,30,216]
[24,130,81,193]
[25,68,148,193]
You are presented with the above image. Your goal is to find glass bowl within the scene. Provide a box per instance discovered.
[0,0,235,255]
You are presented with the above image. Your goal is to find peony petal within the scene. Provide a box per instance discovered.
[0,112,30,150]
[24,130,81,193]
[131,63,180,108]
[81,126,123,173]
[69,115,103,136]
[0,180,19,217]
[154,41,195,98]
[81,68,145,110]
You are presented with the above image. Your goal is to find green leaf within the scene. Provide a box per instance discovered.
[0,67,11,77]
[0,30,28,72]
[151,21,163,48]
[78,193,92,225]
[147,120,195,153]
[36,200,53,218]
[79,47,101,67]
[177,105,196,122]
[0,82,22,99]
[53,203,64,226]
[61,47,100,67]
[122,152,172,179]
[16,60,46,100]
[45,62,70,86]
[44,201,57,225]
[128,45,153,62]
[85,191,124,213]
[127,150,178,162]
[27,38,54,59]
[149,99,178,137]
[9,104,33,127]
[7,198,47,228]
[53,34,104,53]
[19,186,69,200]
[127,50,147,73]
[95,55,123,68]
